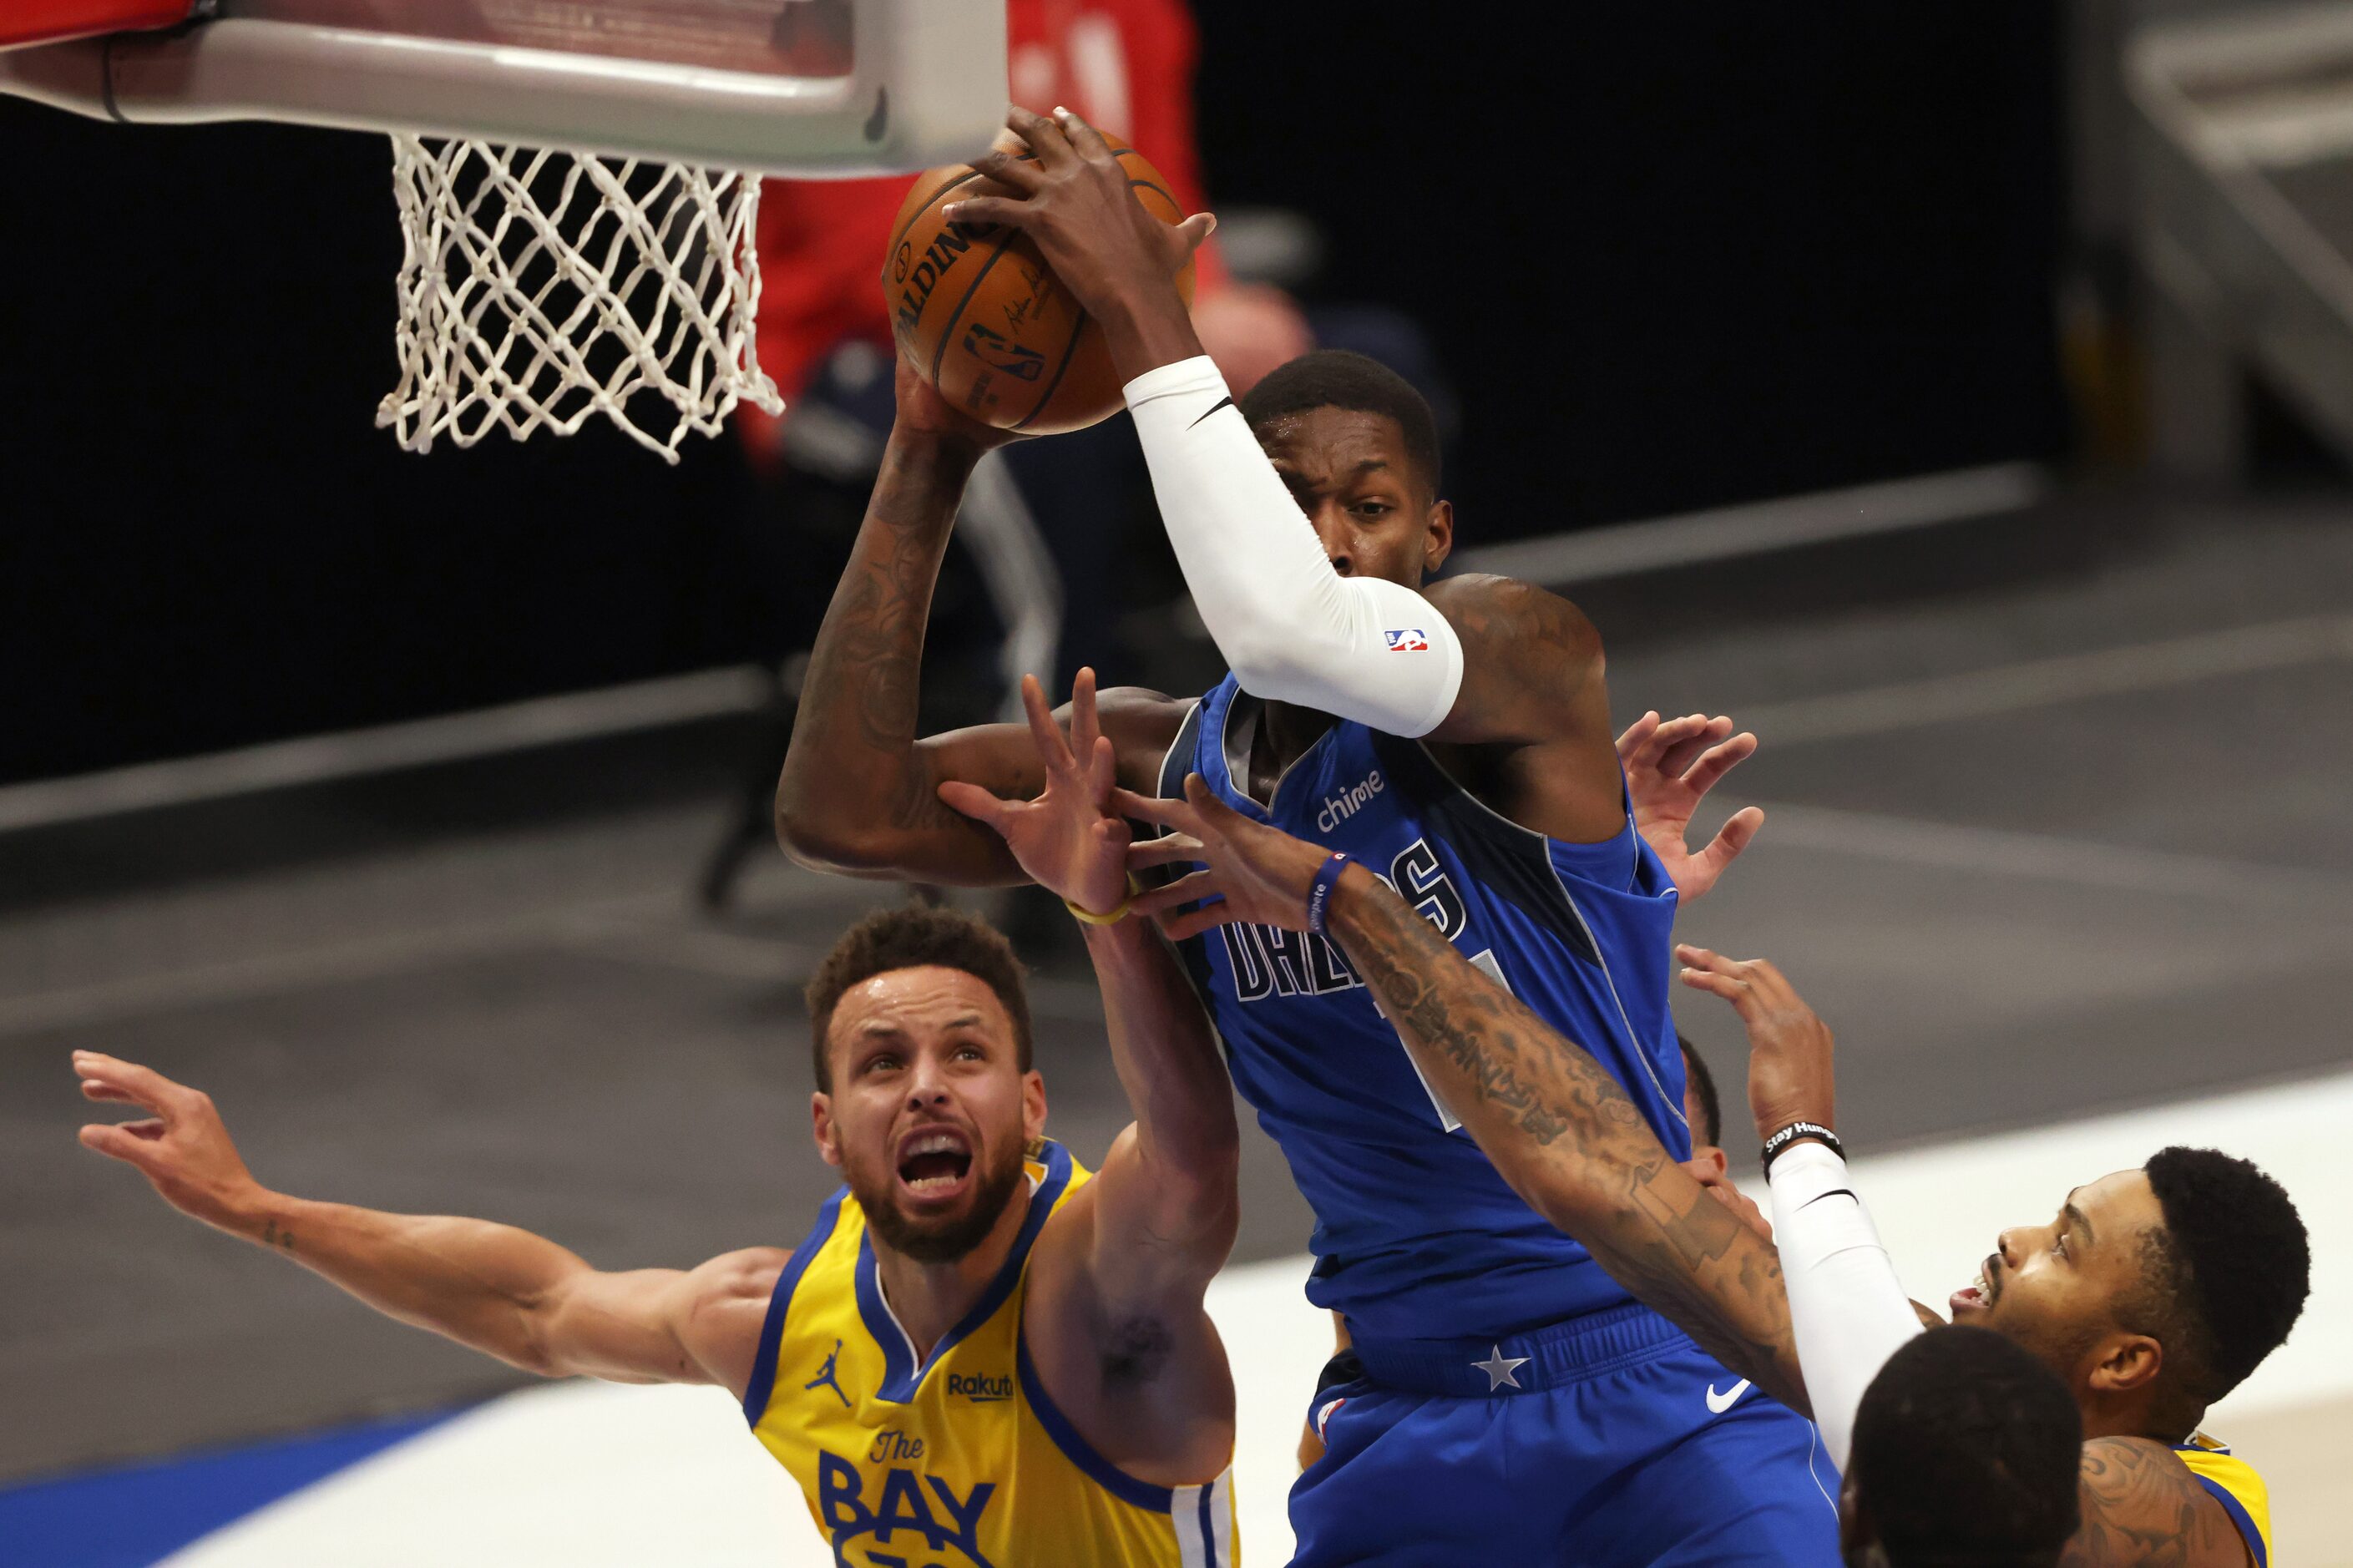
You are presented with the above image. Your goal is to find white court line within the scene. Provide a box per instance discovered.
[1743,801,2353,910]
[156,1068,2353,1566]
[0,892,682,1041]
[0,666,772,835]
[1733,613,2353,747]
[1455,462,2050,586]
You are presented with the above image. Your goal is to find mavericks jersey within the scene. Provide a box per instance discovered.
[1166,675,1689,1343]
[2175,1433,2272,1567]
[743,1140,1237,1566]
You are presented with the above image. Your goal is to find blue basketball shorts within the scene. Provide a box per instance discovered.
[1292,1302,1841,1566]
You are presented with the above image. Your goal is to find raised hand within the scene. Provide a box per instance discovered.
[1617,711,1764,901]
[1674,945,1835,1145]
[939,670,1131,916]
[1115,775,1333,942]
[892,353,1027,454]
[947,107,1216,345]
[74,1051,266,1232]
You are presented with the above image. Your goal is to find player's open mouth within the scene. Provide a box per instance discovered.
[895,1127,974,1201]
[1951,1255,1999,1317]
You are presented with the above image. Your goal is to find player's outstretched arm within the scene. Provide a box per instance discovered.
[73,1051,777,1394]
[1677,948,1924,1471]
[1119,780,1809,1413]
[777,358,1189,886]
[942,675,1239,1485]
[777,360,1038,884]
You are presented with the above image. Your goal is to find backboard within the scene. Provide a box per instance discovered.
[0,0,1007,177]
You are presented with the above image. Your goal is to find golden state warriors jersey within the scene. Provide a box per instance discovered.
[2173,1433,2271,1568]
[743,1139,1237,1566]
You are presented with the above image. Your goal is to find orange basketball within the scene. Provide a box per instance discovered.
[882,138,1196,434]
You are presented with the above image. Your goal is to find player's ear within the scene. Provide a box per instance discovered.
[2087,1331,2163,1396]
[812,1091,843,1169]
[1021,1070,1048,1144]
[1422,498,1454,578]
[1838,1473,1881,1563]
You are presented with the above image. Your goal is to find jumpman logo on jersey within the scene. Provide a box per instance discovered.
[805,1338,851,1408]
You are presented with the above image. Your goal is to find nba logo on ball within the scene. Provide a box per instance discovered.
[1385,630,1430,652]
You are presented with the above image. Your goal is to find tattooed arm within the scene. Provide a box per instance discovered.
[1320,865,1808,1409]
[73,1052,778,1395]
[776,360,1187,885]
[2065,1439,2258,1567]
[1121,776,1809,1413]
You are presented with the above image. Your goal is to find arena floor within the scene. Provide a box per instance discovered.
[3,487,2349,1564]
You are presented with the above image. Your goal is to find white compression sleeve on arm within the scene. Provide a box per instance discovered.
[1124,357,1465,737]
[1767,1141,1925,1472]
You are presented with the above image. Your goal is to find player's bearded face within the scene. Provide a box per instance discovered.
[818,968,1042,1264]
[1948,1169,2162,1390]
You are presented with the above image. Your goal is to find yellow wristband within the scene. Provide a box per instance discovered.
[1065,873,1144,926]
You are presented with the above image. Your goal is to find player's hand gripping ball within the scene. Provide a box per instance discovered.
[882,134,1196,434]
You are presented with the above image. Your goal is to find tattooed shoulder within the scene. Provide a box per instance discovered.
[2066,1438,2250,1567]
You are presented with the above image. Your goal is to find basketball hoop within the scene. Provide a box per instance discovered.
[377,137,782,463]
[1,1,1010,461]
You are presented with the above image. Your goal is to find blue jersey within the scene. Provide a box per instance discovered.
[1162,675,1691,1342]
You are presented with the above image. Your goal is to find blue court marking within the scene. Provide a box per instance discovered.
[0,1405,464,1568]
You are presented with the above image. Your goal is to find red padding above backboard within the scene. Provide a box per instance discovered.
[1,0,199,51]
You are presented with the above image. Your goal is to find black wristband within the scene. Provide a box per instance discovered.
[1760,1120,1842,1176]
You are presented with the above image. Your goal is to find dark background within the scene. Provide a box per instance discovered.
[0,3,2066,784]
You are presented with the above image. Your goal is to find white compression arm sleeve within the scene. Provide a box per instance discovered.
[1767,1141,1925,1472]
[1124,357,1465,737]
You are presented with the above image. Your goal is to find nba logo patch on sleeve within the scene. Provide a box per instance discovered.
[1384,630,1430,652]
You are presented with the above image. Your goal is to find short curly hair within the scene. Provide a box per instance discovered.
[1850,1327,2082,1566]
[805,903,1033,1092]
[1238,349,1443,499]
[2137,1146,2310,1418]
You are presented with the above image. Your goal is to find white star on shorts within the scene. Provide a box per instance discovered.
[1472,1344,1531,1392]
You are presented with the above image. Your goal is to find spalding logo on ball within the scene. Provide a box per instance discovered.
[883,135,1197,434]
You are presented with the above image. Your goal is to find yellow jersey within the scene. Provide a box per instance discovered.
[743,1139,1237,1566]
[2173,1432,2271,1568]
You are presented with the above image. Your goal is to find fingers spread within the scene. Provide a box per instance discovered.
[969,146,1045,192]
[1006,105,1073,166]
[1020,674,1070,770]
[1616,711,1662,764]
[78,1120,164,1165]
[1160,898,1234,943]
[1678,731,1758,793]
[1677,967,1748,1004]
[940,195,1029,230]
[1701,806,1765,871]
[1131,869,1217,917]
[1654,716,1734,781]
[71,1052,175,1118]
[1068,667,1100,762]
[1111,787,1192,829]
[1126,833,1207,868]
[937,780,1014,827]
[1050,104,1116,163]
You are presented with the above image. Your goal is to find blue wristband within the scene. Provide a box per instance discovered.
[1305,852,1351,936]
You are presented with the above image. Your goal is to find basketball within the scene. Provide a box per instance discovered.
[883,137,1197,434]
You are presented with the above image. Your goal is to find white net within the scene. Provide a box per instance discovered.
[377,137,783,463]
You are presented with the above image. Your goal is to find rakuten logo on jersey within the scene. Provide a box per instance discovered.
[1317,769,1385,832]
